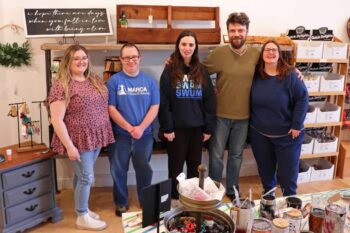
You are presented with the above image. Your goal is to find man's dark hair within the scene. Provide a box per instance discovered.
[226,12,250,30]
[120,42,140,57]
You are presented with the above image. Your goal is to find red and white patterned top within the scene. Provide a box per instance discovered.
[48,79,115,154]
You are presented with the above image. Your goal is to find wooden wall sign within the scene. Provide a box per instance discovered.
[24,8,113,38]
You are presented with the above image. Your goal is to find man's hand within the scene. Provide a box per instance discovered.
[130,126,145,140]
[295,68,303,80]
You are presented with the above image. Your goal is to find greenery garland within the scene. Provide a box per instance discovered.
[0,41,31,67]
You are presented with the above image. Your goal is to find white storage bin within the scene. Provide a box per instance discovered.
[313,136,338,154]
[322,41,348,59]
[310,158,334,182]
[298,160,311,184]
[311,102,340,123]
[303,73,320,92]
[295,40,323,59]
[319,73,345,92]
[304,105,317,124]
[301,134,314,155]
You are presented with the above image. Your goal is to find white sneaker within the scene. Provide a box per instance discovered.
[88,209,100,220]
[76,213,107,231]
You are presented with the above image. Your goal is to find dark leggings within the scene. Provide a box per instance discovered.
[167,127,203,199]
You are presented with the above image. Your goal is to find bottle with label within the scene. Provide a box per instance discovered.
[120,10,128,28]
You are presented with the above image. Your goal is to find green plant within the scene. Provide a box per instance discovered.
[0,41,31,67]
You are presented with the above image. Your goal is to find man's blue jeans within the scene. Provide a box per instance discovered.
[209,117,248,195]
[109,134,153,207]
[71,148,101,215]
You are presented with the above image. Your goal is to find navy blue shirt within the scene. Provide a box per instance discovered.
[250,70,308,136]
[159,65,216,134]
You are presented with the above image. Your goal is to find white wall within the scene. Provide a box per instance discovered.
[1,0,349,188]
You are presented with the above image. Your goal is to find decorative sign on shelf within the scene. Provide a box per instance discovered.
[24,8,113,38]
[287,26,311,40]
[311,27,333,41]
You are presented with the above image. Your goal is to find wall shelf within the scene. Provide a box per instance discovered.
[308,91,345,96]
[301,152,338,160]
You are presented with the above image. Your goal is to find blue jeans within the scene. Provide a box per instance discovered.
[209,117,248,195]
[109,134,153,206]
[71,148,101,215]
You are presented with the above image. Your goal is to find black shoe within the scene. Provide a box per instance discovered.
[226,193,236,202]
[115,205,129,217]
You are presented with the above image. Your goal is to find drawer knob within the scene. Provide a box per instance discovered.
[25,204,38,212]
[23,187,37,195]
[21,170,35,178]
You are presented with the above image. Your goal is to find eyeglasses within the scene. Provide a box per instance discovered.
[121,55,140,62]
[73,56,88,61]
[264,48,278,53]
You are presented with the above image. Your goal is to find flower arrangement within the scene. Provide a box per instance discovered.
[0,41,31,67]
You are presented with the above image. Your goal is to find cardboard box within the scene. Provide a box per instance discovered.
[298,160,311,183]
[319,73,345,92]
[296,40,323,59]
[313,136,338,154]
[304,105,317,124]
[303,73,320,92]
[310,158,334,182]
[301,134,314,155]
[322,41,348,59]
[311,102,340,123]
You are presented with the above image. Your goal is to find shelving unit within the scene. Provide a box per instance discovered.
[297,56,349,177]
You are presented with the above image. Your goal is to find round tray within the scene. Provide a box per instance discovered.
[163,206,235,233]
[178,181,224,210]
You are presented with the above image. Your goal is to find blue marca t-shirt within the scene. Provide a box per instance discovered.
[107,71,160,136]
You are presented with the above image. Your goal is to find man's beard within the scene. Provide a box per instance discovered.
[230,36,246,49]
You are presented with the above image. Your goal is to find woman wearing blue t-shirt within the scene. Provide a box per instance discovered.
[249,40,308,196]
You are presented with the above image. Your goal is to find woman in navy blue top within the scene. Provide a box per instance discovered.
[249,40,308,196]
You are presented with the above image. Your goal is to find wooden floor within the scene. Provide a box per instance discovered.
[29,176,350,233]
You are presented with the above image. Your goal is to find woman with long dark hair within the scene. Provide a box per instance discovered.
[159,30,216,202]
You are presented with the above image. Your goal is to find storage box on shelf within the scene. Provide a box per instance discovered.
[298,160,311,184]
[295,40,323,59]
[293,37,349,179]
[309,158,335,182]
[323,41,348,60]
[301,134,314,155]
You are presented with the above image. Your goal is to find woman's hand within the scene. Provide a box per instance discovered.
[66,145,81,161]
[164,132,175,142]
[202,133,211,142]
[288,129,301,139]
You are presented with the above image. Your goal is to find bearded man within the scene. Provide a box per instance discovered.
[203,12,259,201]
